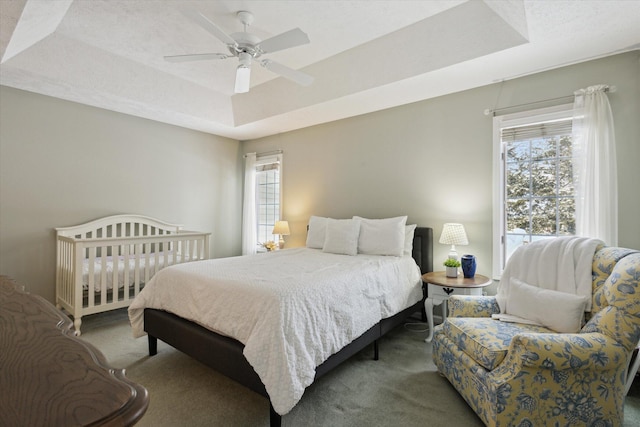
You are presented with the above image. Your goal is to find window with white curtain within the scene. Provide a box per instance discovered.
[254,153,282,248]
[242,152,283,255]
[492,104,576,277]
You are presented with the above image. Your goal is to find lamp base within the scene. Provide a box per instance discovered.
[448,245,458,260]
[278,237,285,250]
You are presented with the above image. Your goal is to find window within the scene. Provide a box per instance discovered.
[255,154,282,247]
[242,152,283,255]
[493,105,576,277]
[256,161,281,245]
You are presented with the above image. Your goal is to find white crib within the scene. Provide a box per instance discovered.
[56,214,210,334]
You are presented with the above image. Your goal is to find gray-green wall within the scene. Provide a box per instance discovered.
[242,51,640,290]
[1,51,638,301]
[0,87,243,301]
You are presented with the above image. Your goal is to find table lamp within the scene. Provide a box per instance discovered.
[272,221,290,249]
[439,223,468,260]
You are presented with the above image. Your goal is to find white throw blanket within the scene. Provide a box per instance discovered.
[128,248,422,415]
[496,236,603,316]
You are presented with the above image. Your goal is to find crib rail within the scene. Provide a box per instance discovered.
[55,216,210,334]
[55,214,183,240]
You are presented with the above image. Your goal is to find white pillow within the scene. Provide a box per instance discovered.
[506,278,588,333]
[353,216,407,256]
[306,216,328,248]
[404,224,417,256]
[322,218,360,256]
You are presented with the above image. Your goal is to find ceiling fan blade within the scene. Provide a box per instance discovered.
[261,60,314,86]
[164,53,230,62]
[183,9,237,46]
[258,28,310,54]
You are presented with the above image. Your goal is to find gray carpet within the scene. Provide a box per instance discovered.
[80,309,640,426]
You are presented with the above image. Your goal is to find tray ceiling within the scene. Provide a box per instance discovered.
[1,0,639,140]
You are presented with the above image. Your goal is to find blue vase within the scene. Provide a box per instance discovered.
[461,254,476,278]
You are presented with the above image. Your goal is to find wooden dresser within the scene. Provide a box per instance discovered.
[0,276,148,426]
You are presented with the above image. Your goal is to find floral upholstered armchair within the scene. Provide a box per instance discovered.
[432,246,640,426]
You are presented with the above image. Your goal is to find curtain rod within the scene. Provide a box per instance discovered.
[243,149,282,158]
[484,85,616,116]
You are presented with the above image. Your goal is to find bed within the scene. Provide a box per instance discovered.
[129,220,432,426]
[55,214,210,334]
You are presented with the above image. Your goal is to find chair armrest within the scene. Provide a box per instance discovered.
[448,295,500,318]
[499,332,627,374]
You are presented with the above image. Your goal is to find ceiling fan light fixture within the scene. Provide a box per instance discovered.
[235,65,251,93]
[235,52,252,93]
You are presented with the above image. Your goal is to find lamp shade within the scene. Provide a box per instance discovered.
[272,221,290,236]
[439,223,468,246]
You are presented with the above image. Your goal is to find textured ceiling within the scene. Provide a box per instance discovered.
[1,0,639,140]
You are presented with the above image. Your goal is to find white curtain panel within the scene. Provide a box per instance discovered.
[572,85,618,245]
[242,152,257,255]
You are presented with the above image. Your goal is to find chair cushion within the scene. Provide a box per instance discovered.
[443,318,555,371]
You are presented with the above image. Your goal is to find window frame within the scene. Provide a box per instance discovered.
[254,153,283,248]
[492,104,574,279]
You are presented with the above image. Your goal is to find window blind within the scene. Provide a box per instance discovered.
[256,163,279,172]
[501,119,572,142]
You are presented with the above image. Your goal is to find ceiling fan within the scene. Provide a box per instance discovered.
[165,10,314,94]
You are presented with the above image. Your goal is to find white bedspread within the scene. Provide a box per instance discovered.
[128,247,422,415]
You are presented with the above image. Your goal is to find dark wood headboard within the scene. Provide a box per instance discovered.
[412,227,433,275]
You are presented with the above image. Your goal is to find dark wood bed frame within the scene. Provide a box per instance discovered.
[143,227,433,426]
